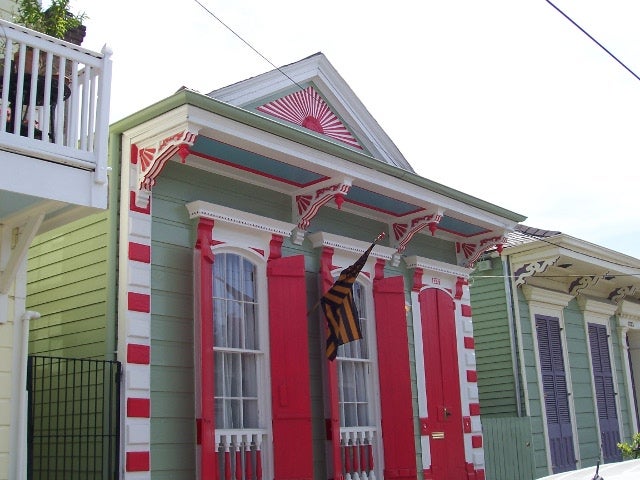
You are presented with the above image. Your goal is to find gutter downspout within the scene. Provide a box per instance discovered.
[502,255,522,416]
[12,310,40,480]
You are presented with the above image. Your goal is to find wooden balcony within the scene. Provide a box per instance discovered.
[0,18,112,235]
[0,19,111,316]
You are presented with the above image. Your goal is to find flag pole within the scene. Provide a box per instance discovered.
[307,232,386,316]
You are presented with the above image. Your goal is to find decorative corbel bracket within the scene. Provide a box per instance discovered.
[513,256,560,287]
[609,285,637,303]
[392,208,444,253]
[291,178,352,244]
[133,128,199,210]
[569,274,609,296]
[456,231,508,268]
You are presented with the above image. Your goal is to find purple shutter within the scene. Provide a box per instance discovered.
[536,315,576,473]
[588,323,622,462]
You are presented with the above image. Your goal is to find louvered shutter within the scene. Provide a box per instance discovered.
[588,323,622,462]
[536,315,576,473]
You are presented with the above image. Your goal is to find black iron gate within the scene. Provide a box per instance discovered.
[27,355,121,479]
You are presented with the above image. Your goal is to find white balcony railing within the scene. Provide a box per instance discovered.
[0,18,112,184]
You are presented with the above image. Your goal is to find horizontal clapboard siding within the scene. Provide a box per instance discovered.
[148,162,291,478]
[27,214,109,359]
[470,263,519,416]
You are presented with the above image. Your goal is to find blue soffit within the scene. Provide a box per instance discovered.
[189,136,490,238]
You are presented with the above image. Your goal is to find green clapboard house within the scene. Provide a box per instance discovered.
[24,53,530,479]
[470,225,640,479]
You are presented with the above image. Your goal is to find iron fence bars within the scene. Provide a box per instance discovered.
[27,355,121,479]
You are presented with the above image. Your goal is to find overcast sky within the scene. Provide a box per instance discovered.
[68,0,640,259]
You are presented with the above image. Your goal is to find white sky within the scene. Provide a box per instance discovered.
[68,0,640,259]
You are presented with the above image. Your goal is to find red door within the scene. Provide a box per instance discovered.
[419,288,466,479]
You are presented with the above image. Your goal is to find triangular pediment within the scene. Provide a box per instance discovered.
[256,85,362,149]
[208,52,414,172]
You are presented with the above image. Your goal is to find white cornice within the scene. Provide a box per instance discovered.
[186,200,295,237]
[404,255,472,278]
[522,284,573,308]
[576,296,617,318]
[618,299,640,321]
[307,231,395,261]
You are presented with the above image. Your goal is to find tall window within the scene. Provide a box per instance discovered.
[337,281,374,427]
[213,253,260,429]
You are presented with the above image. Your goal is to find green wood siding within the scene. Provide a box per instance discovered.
[26,214,110,359]
[470,260,520,416]
[149,162,294,478]
[149,161,426,479]
[482,416,535,480]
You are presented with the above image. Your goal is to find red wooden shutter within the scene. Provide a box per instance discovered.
[267,255,313,479]
[373,275,417,479]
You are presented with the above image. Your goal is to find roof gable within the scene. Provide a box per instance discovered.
[208,53,414,171]
[256,85,362,149]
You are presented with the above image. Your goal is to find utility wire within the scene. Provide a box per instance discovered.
[192,0,305,90]
[191,0,405,168]
[545,0,640,82]
[518,230,640,271]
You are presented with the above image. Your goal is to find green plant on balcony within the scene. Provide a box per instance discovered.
[10,0,87,75]
[617,432,640,459]
[14,0,87,43]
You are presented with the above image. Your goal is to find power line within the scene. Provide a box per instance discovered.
[517,230,640,271]
[545,0,640,82]
[192,0,305,91]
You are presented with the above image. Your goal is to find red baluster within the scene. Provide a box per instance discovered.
[368,442,374,471]
[256,446,263,479]
[235,443,242,480]
[344,440,352,477]
[352,438,360,474]
[245,441,253,480]
[360,437,368,474]
[225,447,232,480]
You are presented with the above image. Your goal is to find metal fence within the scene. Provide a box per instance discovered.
[27,355,121,480]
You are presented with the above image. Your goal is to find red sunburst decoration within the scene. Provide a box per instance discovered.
[257,86,362,149]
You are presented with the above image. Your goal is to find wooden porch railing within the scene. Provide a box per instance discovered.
[0,18,111,184]
[216,429,269,480]
[341,427,378,480]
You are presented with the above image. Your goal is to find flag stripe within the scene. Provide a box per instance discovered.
[321,241,377,360]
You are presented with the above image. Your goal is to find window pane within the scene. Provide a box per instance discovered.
[243,258,256,302]
[357,402,369,426]
[355,363,368,402]
[337,280,374,429]
[242,354,257,397]
[230,399,242,428]
[213,298,226,347]
[344,404,357,428]
[214,352,225,395]
[243,400,258,428]
[212,253,262,430]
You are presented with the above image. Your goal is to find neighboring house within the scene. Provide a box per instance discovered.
[26,52,526,479]
[470,225,640,479]
[0,13,112,480]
